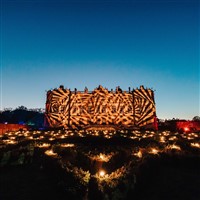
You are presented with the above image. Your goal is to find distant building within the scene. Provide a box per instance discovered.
[45,85,157,130]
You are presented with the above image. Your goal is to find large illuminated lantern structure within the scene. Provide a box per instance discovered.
[45,85,157,130]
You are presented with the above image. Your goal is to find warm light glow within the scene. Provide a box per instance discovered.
[191,143,200,148]
[88,153,114,162]
[149,148,159,155]
[98,153,113,162]
[168,136,177,141]
[45,149,57,156]
[99,170,106,177]
[5,140,17,145]
[46,85,156,130]
[134,150,142,158]
[167,144,181,151]
[99,154,104,160]
[60,143,75,148]
[184,127,189,132]
[159,136,166,143]
[38,143,50,148]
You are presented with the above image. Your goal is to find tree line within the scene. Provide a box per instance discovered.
[0,106,44,128]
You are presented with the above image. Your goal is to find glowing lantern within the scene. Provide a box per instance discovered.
[38,143,50,148]
[167,144,181,151]
[159,136,166,143]
[99,154,105,160]
[134,150,142,158]
[191,143,200,148]
[184,127,189,132]
[149,148,159,155]
[60,143,75,148]
[45,149,57,157]
[99,170,106,177]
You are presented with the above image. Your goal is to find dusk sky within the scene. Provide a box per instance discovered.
[1,0,199,120]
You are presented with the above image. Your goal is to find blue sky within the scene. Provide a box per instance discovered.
[1,0,199,119]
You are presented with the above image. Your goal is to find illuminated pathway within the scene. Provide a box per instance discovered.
[0,129,199,199]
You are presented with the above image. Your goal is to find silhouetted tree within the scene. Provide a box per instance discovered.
[0,106,44,128]
[16,105,28,110]
[0,110,13,123]
[193,116,200,121]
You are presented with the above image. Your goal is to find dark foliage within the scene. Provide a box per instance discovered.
[0,106,44,128]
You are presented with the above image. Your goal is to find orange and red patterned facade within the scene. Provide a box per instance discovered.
[45,85,157,130]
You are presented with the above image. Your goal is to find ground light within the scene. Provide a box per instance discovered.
[99,170,106,177]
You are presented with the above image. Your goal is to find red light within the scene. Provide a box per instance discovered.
[184,127,189,132]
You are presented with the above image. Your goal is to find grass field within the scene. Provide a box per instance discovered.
[0,129,200,199]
